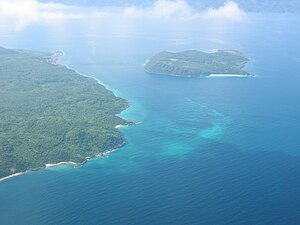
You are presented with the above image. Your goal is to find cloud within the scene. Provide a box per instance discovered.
[152,0,191,17]
[204,1,244,20]
[0,0,38,29]
[123,0,192,18]
[116,0,244,20]
[0,0,245,31]
[0,0,84,30]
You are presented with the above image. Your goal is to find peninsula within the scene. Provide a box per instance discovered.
[0,47,130,180]
[144,50,251,77]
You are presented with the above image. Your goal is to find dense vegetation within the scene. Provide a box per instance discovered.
[0,47,129,178]
[144,50,250,77]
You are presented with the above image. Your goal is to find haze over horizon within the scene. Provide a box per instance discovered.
[0,0,248,31]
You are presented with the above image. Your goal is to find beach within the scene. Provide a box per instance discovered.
[0,140,127,182]
[208,74,253,77]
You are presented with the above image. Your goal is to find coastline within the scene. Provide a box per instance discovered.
[0,140,128,183]
[0,51,133,183]
[144,66,254,78]
[115,124,129,128]
[208,73,254,77]
[45,161,77,168]
[57,51,134,127]
[0,172,23,182]
[144,60,254,78]
[144,67,192,78]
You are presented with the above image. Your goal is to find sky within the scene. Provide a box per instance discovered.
[38,0,300,12]
[0,0,245,31]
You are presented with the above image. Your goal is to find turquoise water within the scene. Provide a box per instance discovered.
[0,12,300,225]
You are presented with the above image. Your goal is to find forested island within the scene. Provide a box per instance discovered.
[0,47,130,179]
[144,50,251,77]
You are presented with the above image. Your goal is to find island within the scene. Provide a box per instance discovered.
[0,46,131,180]
[144,49,251,77]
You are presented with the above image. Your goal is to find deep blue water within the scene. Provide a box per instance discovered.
[0,12,300,225]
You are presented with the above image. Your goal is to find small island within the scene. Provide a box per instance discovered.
[144,49,251,77]
[0,47,131,180]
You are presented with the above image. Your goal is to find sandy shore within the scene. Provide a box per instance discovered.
[0,162,77,182]
[0,172,23,182]
[115,124,129,128]
[45,161,77,168]
[209,74,254,77]
[0,140,128,183]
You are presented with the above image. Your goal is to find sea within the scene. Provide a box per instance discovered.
[0,11,300,225]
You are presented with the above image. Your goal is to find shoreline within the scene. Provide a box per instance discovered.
[115,124,129,128]
[0,140,128,183]
[208,73,254,77]
[144,68,254,78]
[144,62,254,78]
[0,51,133,183]
[0,172,23,182]
[115,121,140,129]
[45,161,77,168]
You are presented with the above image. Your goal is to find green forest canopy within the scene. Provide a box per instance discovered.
[144,50,250,77]
[0,47,129,178]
